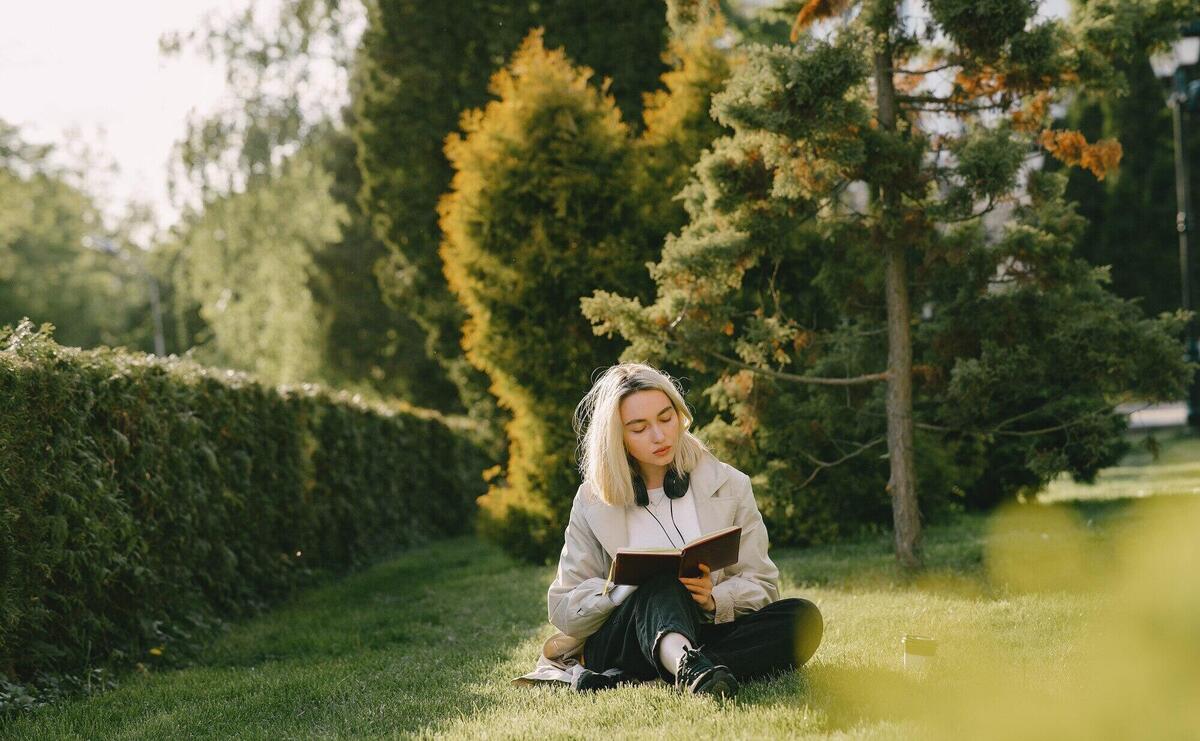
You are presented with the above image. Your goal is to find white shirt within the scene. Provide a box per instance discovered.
[626,485,702,550]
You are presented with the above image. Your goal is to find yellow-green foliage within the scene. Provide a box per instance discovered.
[0,320,487,682]
[436,11,735,562]
[439,30,651,561]
[812,497,1200,739]
[438,18,736,562]
[635,8,733,238]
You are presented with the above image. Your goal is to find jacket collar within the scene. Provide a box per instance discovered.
[583,452,730,560]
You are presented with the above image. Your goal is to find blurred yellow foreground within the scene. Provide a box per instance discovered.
[815,495,1200,739]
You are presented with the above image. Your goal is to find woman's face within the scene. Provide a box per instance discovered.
[619,389,680,473]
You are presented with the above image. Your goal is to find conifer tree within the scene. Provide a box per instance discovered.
[636,1,735,238]
[584,0,1193,566]
[439,8,733,560]
[352,0,669,421]
[439,31,655,559]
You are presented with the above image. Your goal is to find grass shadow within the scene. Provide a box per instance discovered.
[3,537,552,739]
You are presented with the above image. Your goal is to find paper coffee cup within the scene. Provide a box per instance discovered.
[902,634,937,670]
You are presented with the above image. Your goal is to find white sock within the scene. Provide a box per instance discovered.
[656,632,693,677]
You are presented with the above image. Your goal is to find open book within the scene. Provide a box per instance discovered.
[603,526,741,594]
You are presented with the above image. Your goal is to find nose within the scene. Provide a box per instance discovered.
[650,424,666,443]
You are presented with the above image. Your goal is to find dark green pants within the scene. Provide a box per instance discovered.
[582,572,823,683]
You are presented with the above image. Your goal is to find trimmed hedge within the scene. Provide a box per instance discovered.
[0,320,488,684]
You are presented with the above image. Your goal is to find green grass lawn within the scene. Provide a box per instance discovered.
[4,437,1199,739]
[1040,429,1200,502]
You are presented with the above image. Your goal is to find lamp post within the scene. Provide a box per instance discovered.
[1151,24,1200,430]
[89,236,166,356]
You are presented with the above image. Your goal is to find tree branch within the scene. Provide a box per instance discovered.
[798,436,888,489]
[914,403,1125,438]
[800,436,888,468]
[700,347,889,386]
[896,63,956,75]
[938,195,999,224]
[897,94,1009,114]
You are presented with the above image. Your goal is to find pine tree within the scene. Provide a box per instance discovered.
[584,0,1193,566]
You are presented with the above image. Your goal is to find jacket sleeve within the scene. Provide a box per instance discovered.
[547,488,628,638]
[710,468,780,624]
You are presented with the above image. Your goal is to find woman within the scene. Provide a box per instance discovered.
[517,363,822,696]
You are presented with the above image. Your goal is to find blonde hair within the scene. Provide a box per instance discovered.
[573,363,709,508]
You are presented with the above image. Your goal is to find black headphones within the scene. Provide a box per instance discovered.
[632,467,691,507]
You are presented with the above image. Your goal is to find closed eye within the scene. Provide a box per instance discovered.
[624,404,676,430]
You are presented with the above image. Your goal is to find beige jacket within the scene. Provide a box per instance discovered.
[515,452,780,686]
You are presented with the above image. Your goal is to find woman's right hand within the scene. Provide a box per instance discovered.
[680,563,716,613]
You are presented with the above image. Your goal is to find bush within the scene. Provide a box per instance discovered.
[439,31,661,563]
[441,14,732,563]
[0,320,487,688]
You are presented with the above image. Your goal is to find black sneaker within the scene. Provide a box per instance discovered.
[675,647,739,698]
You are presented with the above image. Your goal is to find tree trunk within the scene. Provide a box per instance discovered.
[872,5,922,568]
[883,242,921,568]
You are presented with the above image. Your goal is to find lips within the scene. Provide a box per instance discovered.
[653,445,672,456]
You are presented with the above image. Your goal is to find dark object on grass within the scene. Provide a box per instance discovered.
[571,667,630,692]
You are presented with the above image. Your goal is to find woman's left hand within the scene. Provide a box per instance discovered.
[680,563,715,613]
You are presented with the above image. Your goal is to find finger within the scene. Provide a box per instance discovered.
[683,583,710,597]
[698,563,710,575]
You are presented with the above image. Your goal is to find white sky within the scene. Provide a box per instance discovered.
[0,1,244,230]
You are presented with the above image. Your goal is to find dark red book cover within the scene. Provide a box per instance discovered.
[607,526,741,586]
